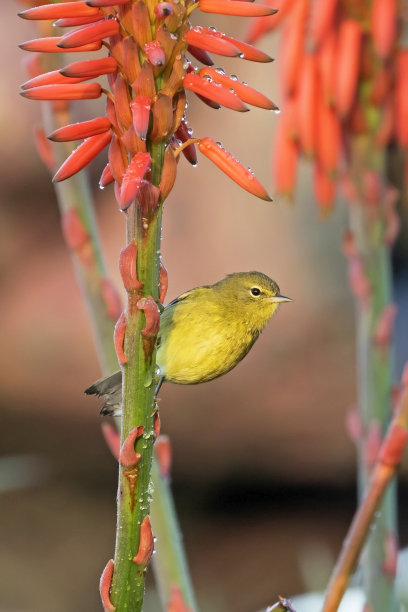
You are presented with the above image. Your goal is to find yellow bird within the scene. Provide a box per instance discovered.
[86,271,291,415]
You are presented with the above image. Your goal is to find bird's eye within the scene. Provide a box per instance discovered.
[250,287,261,296]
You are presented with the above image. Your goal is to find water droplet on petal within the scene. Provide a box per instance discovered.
[273,108,281,114]
[230,74,238,81]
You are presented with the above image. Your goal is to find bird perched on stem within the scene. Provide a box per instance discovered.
[86,272,291,415]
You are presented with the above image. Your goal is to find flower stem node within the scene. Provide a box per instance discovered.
[119,240,144,292]
[114,312,128,365]
[99,559,116,612]
[137,297,160,338]
[133,516,154,565]
[119,426,144,467]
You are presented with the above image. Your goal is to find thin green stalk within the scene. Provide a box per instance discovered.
[31,17,197,610]
[110,143,164,611]
[349,138,397,612]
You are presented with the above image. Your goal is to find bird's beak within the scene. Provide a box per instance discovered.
[271,294,292,303]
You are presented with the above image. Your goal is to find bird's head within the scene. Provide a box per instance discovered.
[214,271,291,330]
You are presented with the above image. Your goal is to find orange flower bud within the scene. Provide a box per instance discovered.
[280,0,308,95]
[246,0,295,45]
[87,0,130,5]
[120,152,152,210]
[272,115,299,198]
[314,164,335,215]
[54,13,105,27]
[108,135,126,184]
[318,31,337,106]
[316,100,341,175]
[159,145,177,199]
[199,137,272,200]
[334,19,362,118]
[185,27,241,57]
[150,94,174,141]
[61,56,117,78]
[154,2,174,19]
[199,67,278,109]
[220,34,273,62]
[18,1,100,20]
[371,0,396,60]
[309,0,338,50]
[396,51,408,149]
[48,117,111,142]
[19,36,102,53]
[144,41,166,67]
[130,96,151,141]
[297,53,318,156]
[21,70,90,89]
[20,82,102,101]
[99,163,115,188]
[199,0,278,17]
[57,19,119,49]
[53,131,111,182]
[183,73,249,112]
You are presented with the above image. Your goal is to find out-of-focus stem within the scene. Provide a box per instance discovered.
[348,137,397,612]
[322,371,408,612]
[42,103,119,374]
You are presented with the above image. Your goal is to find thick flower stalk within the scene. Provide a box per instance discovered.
[248,2,407,611]
[19,1,278,610]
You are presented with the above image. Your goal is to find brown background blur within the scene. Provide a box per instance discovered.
[1,4,407,611]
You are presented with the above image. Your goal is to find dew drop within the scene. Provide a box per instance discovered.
[99,184,105,190]
[230,74,238,81]
[215,67,225,74]
[215,141,222,147]
[273,108,281,114]
[187,127,193,135]
[209,26,217,31]
[239,53,245,59]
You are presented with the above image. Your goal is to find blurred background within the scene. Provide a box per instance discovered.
[1,3,408,611]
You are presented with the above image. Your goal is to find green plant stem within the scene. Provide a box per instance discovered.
[109,142,167,611]
[30,16,198,609]
[349,137,397,612]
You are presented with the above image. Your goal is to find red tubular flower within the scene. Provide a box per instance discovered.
[185,27,241,57]
[19,37,102,53]
[371,0,396,60]
[48,117,111,142]
[199,67,278,109]
[119,152,152,210]
[18,2,101,20]
[183,73,249,112]
[60,57,118,78]
[334,19,362,118]
[187,45,214,66]
[218,35,273,62]
[53,131,112,182]
[199,0,278,17]
[309,0,338,50]
[55,14,105,27]
[20,82,102,101]
[198,137,271,201]
[57,19,120,49]
[297,53,318,156]
[21,70,90,89]
[130,96,151,141]
[100,163,115,188]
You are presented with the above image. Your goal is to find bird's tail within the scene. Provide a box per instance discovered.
[85,370,123,416]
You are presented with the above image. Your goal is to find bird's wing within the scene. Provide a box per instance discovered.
[165,289,196,309]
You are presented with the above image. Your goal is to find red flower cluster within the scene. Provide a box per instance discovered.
[19,0,279,203]
[248,0,407,212]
